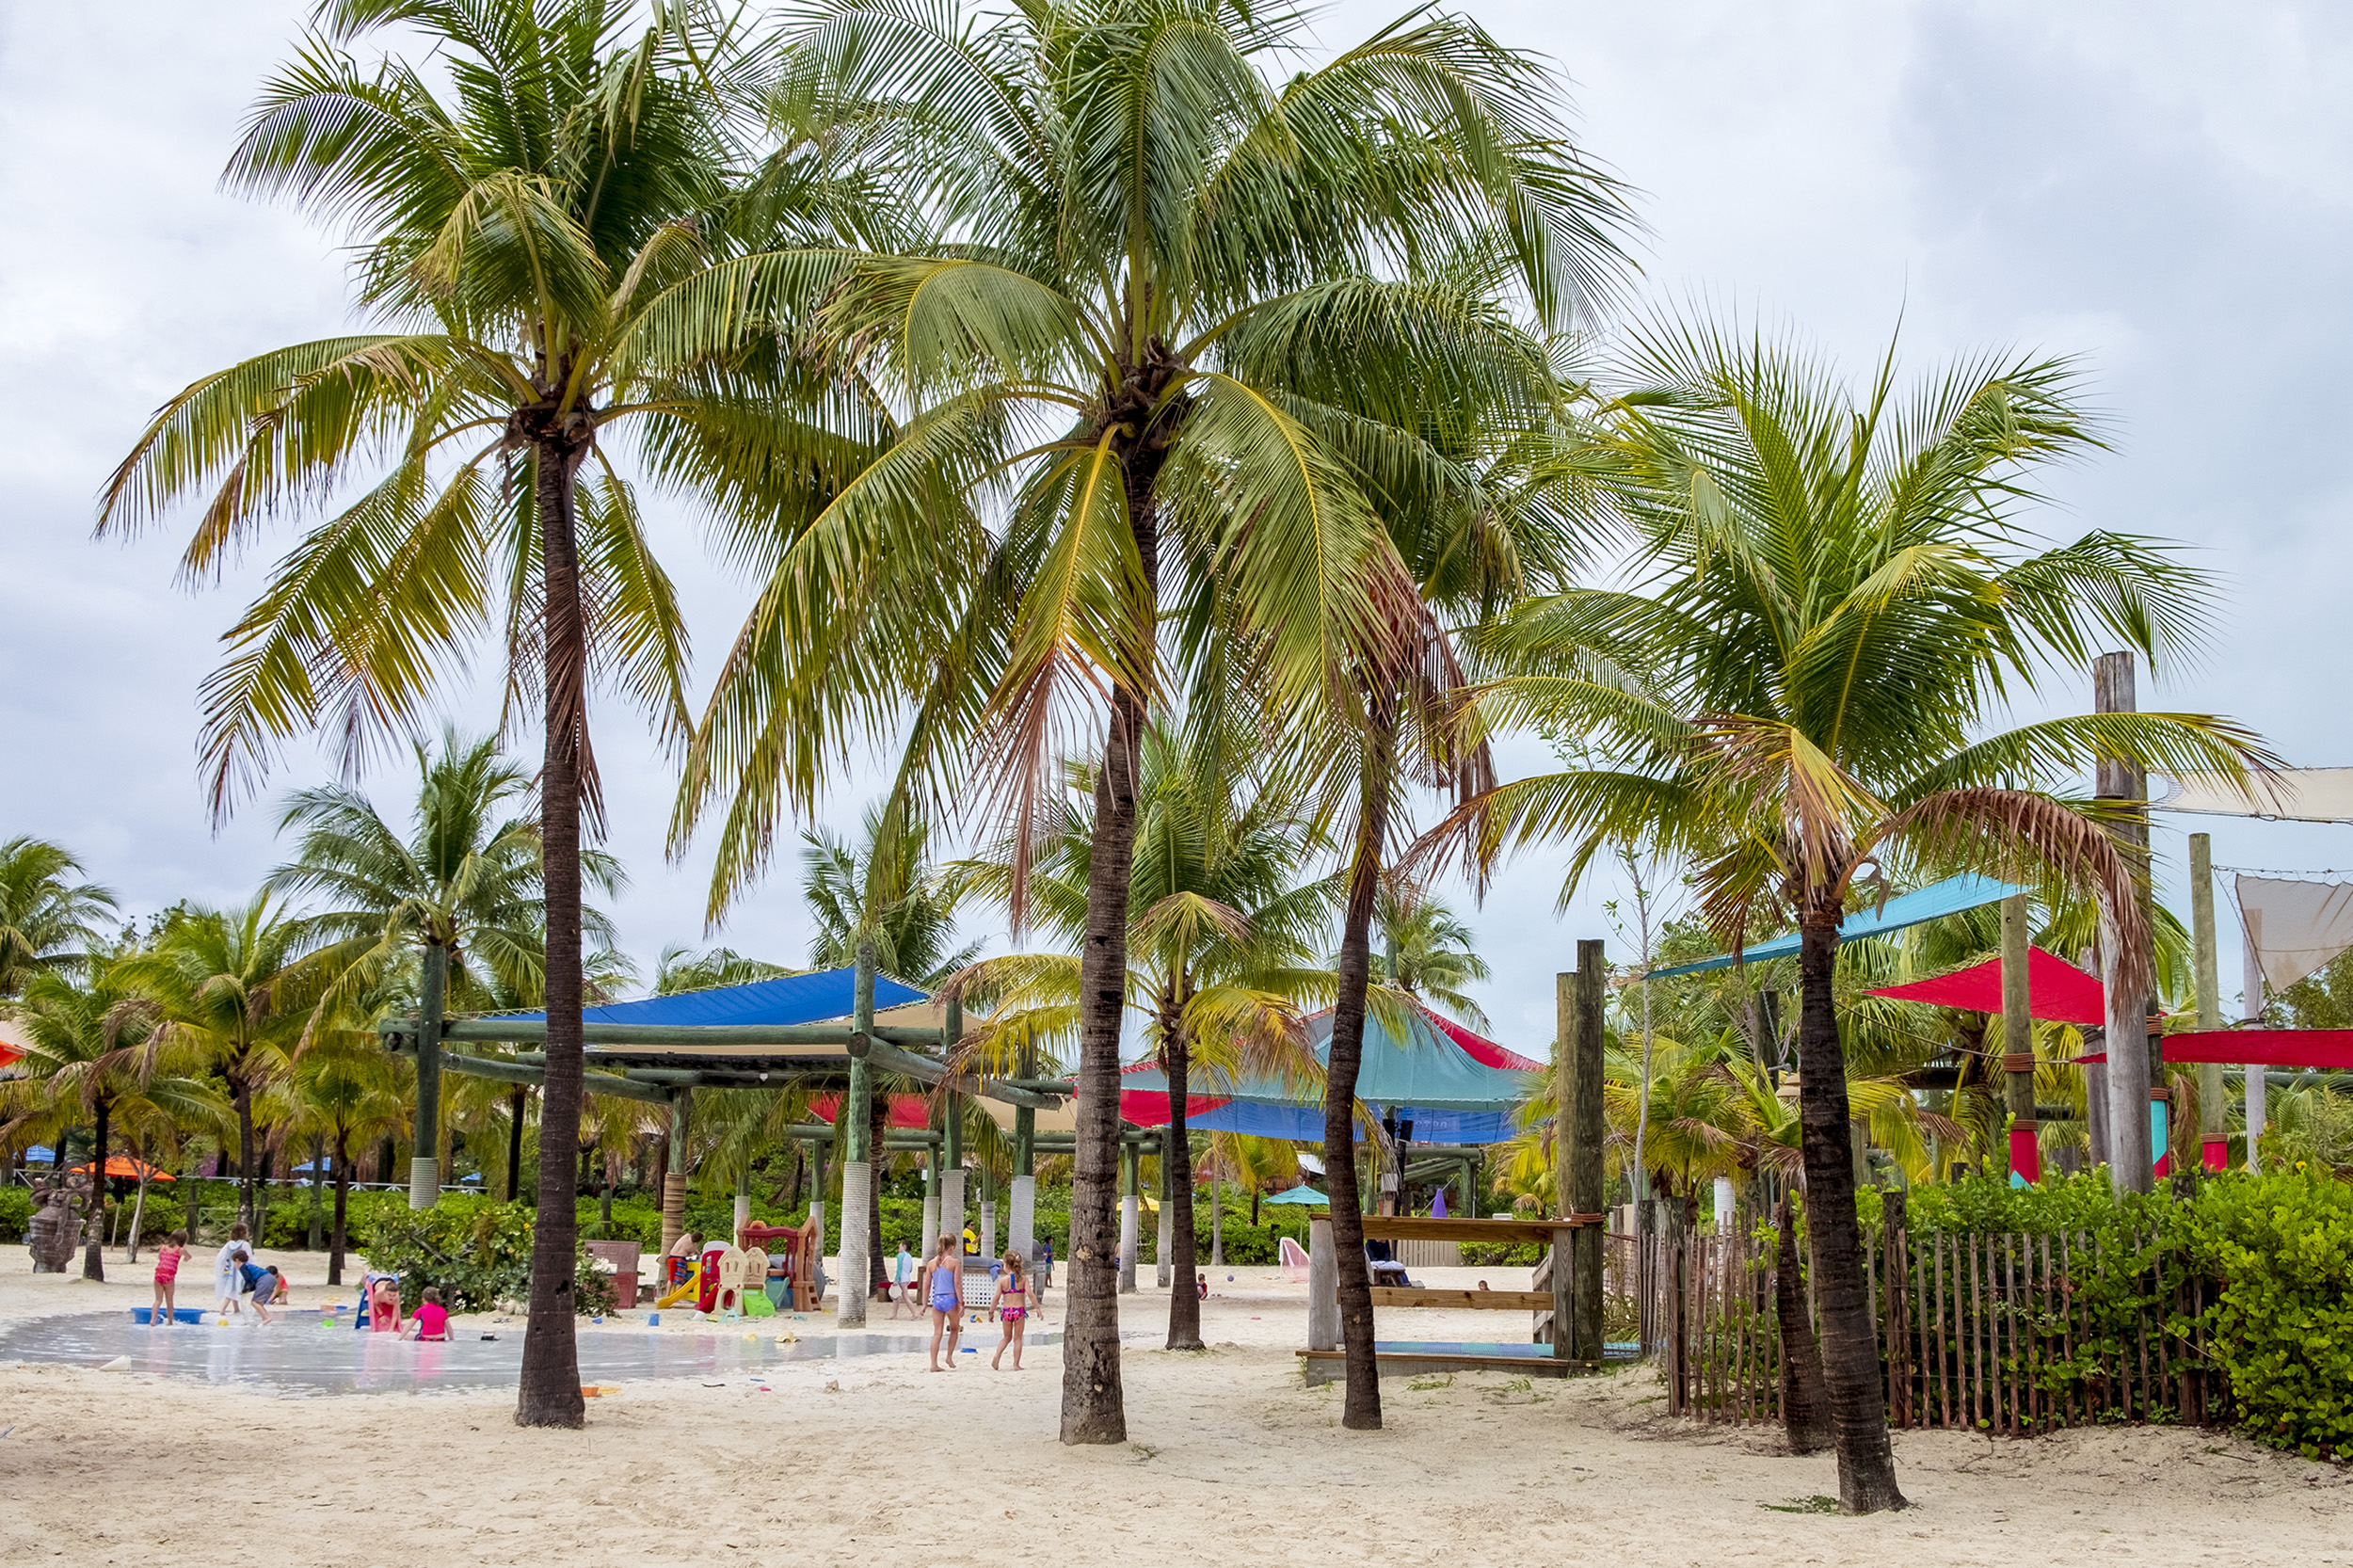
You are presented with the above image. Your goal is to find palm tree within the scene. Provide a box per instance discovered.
[0,839,119,998]
[959,725,1333,1348]
[801,799,976,1300]
[122,899,326,1243]
[3,957,230,1279]
[96,0,901,1428]
[269,727,623,1204]
[289,1025,408,1284]
[1373,885,1492,1028]
[653,946,797,994]
[1444,319,2272,1512]
[672,0,1628,1442]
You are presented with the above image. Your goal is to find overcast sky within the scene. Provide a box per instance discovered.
[3,1,2347,1049]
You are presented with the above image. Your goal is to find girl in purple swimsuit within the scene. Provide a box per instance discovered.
[990,1251,1029,1371]
[925,1234,963,1372]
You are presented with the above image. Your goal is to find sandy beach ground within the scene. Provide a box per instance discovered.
[1,1244,2346,1567]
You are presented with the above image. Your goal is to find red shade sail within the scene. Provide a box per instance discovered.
[1866,945,2105,1027]
[2071,1030,2353,1070]
[806,1092,935,1130]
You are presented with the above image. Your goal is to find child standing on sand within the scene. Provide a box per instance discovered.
[152,1231,186,1323]
[924,1233,963,1371]
[990,1251,1029,1371]
[249,1264,283,1324]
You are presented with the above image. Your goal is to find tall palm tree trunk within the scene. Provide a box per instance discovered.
[518,425,592,1430]
[1325,728,1392,1431]
[1059,397,1174,1443]
[1163,1016,1203,1350]
[1795,913,1905,1511]
[506,1087,528,1203]
[330,1129,351,1286]
[82,1095,110,1281]
[1773,1189,1834,1454]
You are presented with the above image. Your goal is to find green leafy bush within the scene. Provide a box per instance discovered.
[0,1187,29,1243]
[362,1197,609,1316]
[2183,1170,2353,1461]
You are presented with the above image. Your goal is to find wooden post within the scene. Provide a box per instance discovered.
[1307,1213,1339,1352]
[2190,833,2228,1172]
[1566,938,1607,1362]
[1554,970,1574,1219]
[2000,895,2040,1182]
[2094,651,2154,1193]
[408,942,448,1210]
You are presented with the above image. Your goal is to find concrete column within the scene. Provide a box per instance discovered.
[2243,921,2267,1172]
[1010,1173,1035,1267]
[1155,1129,1174,1288]
[836,1160,870,1327]
[2191,833,2228,1171]
[1306,1214,1338,1351]
[732,1192,751,1248]
[408,941,448,1210]
[2093,650,2154,1193]
[1119,1193,1139,1293]
[920,1193,940,1264]
[939,1168,967,1259]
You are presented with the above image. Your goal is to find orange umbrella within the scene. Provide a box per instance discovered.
[69,1156,177,1181]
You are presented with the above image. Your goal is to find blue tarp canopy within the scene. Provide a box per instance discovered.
[1262,1184,1329,1206]
[504,966,925,1027]
[1122,1006,1533,1144]
[1644,873,2026,979]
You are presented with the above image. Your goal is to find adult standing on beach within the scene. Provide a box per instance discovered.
[212,1224,249,1318]
[924,1234,962,1372]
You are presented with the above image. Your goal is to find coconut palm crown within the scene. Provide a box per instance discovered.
[1443,319,2275,1512]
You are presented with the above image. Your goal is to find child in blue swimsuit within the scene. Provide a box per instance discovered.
[925,1234,963,1371]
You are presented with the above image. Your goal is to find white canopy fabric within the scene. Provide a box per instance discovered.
[2156,768,2353,824]
[2236,874,2353,993]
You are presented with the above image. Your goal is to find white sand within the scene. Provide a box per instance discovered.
[2,1245,2347,1566]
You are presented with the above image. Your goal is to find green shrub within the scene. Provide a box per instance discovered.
[362,1197,609,1316]
[0,1187,28,1243]
[2184,1169,2353,1461]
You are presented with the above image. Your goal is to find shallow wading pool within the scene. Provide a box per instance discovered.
[0,1310,1079,1397]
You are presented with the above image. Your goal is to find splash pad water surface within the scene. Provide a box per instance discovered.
[0,1310,1069,1397]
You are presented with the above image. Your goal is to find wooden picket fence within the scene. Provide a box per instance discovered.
[1644,1224,2226,1432]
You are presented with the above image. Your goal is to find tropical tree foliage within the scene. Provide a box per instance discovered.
[664,0,1629,1442]
[93,0,904,1428]
[0,838,120,998]
[1446,319,2273,1511]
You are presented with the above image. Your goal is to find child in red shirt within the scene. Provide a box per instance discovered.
[412,1286,451,1342]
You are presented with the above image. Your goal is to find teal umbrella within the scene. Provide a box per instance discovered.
[1262,1184,1329,1207]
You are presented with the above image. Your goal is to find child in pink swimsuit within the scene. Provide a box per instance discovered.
[152,1232,186,1323]
[990,1251,1029,1371]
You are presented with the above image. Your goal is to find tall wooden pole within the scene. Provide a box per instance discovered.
[1999,895,2039,1183]
[1564,940,1606,1363]
[2190,833,2227,1172]
[2094,651,2155,1193]
[1554,970,1574,1216]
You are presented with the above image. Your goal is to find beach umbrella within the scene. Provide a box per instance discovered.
[69,1156,176,1181]
[1262,1184,1328,1207]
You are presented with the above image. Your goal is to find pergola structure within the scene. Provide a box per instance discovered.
[378,954,1160,1323]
